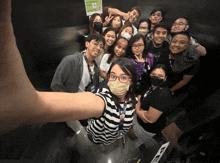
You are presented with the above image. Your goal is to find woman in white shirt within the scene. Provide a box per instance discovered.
[95,27,117,67]
[100,36,129,81]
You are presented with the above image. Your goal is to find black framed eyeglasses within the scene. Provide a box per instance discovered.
[132,44,145,48]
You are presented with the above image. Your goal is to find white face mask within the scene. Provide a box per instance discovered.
[121,32,131,41]
[107,80,130,96]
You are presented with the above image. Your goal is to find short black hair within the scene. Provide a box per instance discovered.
[131,6,141,17]
[171,31,191,42]
[174,17,190,26]
[153,23,170,34]
[85,33,105,46]
[150,64,168,77]
[150,7,164,18]
[137,18,151,31]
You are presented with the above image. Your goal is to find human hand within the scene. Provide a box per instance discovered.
[104,13,114,26]
[135,55,145,62]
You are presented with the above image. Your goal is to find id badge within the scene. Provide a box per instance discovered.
[91,85,95,93]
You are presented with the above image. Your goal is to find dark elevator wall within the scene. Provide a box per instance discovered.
[12,0,220,92]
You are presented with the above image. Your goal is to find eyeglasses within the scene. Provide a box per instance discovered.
[91,41,104,49]
[109,73,131,83]
[173,22,187,26]
[139,26,148,29]
[132,44,145,48]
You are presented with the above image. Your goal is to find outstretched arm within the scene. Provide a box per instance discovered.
[0,0,104,133]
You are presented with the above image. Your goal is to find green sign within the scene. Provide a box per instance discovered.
[84,0,102,16]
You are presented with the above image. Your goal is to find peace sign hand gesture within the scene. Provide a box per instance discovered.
[135,55,145,62]
[103,13,114,27]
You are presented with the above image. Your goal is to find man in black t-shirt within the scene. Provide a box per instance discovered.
[138,24,170,91]
[147,23,170,69]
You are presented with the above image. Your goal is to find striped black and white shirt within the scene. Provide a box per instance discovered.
[86,87,135,145]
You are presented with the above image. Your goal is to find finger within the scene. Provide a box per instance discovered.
[134,55,138,60]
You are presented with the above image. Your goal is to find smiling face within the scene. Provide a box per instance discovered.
[85,39,104,58]
[132,38,145,57]
[104,31,116,47]
[129,9,139,24]
[169,34,190,54]
[150,11,162,25]
[152,27,168,47]
[114,38,128,58]
[171,18,189,33]
[111,16,121,29]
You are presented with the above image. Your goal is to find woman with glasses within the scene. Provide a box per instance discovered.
[86,57,137,145]
[137,19,152,44]
[100,36,129,81]
[126,34,154,93]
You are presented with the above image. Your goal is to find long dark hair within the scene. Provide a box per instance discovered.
[108,14,123,33]
[107,57,137,108]
[102,27,117,53]
[89,13,102,34]
[126,34,148,59]
[118,22,134,37]
[107,36,129,64]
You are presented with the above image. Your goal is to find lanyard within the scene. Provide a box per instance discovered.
[118,100,127,134]
[133,58,150,71]
[84,54,94,83]
[143,87,156,99]
[169,54,173,68]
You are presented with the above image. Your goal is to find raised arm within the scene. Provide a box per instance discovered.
[0,0,104,133]
[108,7,130,21]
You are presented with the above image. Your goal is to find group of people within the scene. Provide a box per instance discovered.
[1,0,206,149]
[50,6,206,146]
